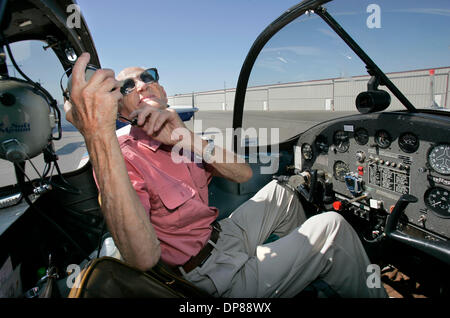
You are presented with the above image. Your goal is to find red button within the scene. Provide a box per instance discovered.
[333,201,343,211]
[358,166,364,176]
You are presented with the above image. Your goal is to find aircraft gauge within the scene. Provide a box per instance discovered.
[375,130,392,149]
[334,160,350,182]
[315,135,329,154]
[302,143,313,160]
[355,127,369,145]
[428,144,450,175]
[399,132,419,153]
[333,130,350,153]
[424,187,450,218]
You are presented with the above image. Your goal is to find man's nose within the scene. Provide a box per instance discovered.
[136,79,148,92]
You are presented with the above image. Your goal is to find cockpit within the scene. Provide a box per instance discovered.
[0,0,448,299]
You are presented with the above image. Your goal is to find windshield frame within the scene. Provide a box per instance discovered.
[232,0,331,134]
[232,0,422,150]
[315,6,416,112]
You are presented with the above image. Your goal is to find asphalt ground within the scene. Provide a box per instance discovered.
[186,110,357,142]
[0,110,357,188]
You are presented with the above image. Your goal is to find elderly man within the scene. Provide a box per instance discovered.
[64,53,386,298]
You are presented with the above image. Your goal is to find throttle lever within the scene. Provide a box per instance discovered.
[298,169,317,203]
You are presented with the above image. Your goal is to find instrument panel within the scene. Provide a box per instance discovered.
[294,111,450,240]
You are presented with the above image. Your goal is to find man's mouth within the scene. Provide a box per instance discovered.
[140,95,157,104]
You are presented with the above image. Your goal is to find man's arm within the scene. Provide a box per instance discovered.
[86,133,160,270]
[64,53,160,271]
[130,107,253,184]
[187,132,253,184]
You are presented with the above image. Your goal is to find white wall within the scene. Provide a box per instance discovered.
[169,67,450,111]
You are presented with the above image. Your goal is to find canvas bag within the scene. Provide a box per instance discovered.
[68,256,210,298]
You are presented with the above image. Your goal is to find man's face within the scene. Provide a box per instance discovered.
[117,67,168,119]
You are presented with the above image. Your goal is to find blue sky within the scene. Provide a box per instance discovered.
[249,0,450,86]
[75,0,449,96]
[76,0,302,96]
[6,0,449,103]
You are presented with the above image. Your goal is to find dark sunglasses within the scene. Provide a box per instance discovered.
[120,68,159,95]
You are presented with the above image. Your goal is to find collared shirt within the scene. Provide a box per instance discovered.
[117,127,218,266]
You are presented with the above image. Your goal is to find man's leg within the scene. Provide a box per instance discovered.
[184,180,307,295]
[222,180,307,256]
[224,212,387,298]
[186,181,386,297]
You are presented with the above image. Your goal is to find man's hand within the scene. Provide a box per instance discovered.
[64,52,122,137]
[130,105,189,146]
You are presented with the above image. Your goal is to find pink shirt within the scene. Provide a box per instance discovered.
[117,127,219,266]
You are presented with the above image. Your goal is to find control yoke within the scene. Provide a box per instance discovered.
[385,194,450,265]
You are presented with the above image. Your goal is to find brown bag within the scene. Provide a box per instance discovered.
[68,256,210,298]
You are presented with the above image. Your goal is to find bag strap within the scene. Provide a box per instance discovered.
[150,261,210,298]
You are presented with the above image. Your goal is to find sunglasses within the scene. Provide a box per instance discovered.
[120,68,159,95]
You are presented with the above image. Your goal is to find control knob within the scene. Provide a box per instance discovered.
[356,151,366,163]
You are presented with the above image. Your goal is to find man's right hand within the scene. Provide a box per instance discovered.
[64,52,122,137]
[130,106,188,146]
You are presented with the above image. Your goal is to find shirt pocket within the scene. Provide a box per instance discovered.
[158,182,195,212]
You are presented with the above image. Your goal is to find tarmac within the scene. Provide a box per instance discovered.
[0,110,357,188]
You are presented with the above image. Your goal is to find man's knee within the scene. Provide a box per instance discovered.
[303,211,347,235]
[254,179,286,201]
[309,211,344,222]
[266,179,280,191]
[317,211,345,224]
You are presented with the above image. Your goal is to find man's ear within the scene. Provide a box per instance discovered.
[117,97,124,111]
[159,85,168,105]
[116,99,126,122]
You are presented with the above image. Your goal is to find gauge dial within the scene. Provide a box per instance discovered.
[354,128,369,145]
[301,143,313,160]
[425,187,450,218]
[428,144,450,175]
[333,160,350,182]
[399,132,419,153]
[375,130,392,149]
[333,130,350,153]
[315,135,329,154]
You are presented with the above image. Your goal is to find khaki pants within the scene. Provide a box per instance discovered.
[183,180,387,298]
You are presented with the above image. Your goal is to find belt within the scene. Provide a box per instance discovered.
[174,221,221,276]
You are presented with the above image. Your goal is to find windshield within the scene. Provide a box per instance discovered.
[243,0,450,145]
